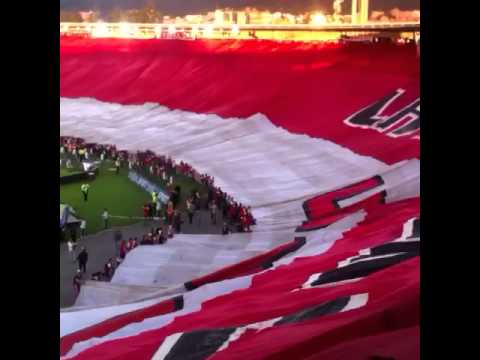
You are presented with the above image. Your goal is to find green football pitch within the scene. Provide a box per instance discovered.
[60,160,207,234]
[60,168,83,177]
[60,162,151,234]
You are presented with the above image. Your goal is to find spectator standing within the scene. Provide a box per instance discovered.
[78,148,85,162]
[193,190,201,210]
[173,210,183,233]
[102,209,109,229]
[143,203,150,224]
[151,191,158,205]
[222,222,230,235]
[80,219,87,239]
[186,198,194,225]
[67,240,77,262]
[77,247,88,273]
[81,183,90,202]
[104,261,113,280]
[115,158,121,175]
[166,201,174,225]
[209,200,218,225]
[70,227,77,244]
[128,238,135,251]
[119,239,127,259]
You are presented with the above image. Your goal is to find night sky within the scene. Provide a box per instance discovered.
[60,0,420,16]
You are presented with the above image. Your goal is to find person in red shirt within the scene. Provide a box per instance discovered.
[166,201,174,225]
[119,239,127,259]
[143,204,150,218]
[128,238,135,251]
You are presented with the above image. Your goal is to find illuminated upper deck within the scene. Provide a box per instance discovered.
[60,22,420,41]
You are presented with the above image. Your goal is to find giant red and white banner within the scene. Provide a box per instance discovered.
[60,37,419,360]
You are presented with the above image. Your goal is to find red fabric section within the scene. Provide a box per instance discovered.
[68,198,419,360]
[303,326,420,360]
[60,297,178,356]
[298,176,385,232]
[61,37,419,164]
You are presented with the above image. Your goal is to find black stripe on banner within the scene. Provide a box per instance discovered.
[371,241,420,256]
[302,200,312,220]
[172,295,184,311]
[295,222,330,232]
[380,190,387,204]
[311,252,418,287]
[184,281,196,291]
[261,237,307,269]
[274,296,351,326]
[164,328,237,360]
[408,218,420,239]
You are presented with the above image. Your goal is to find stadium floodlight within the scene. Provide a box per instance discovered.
[311,12,327,26]
[191,25,199,37]
[168,24,176,36]
[92,22,109,38]
[155,25,161,38]
[231,24,240,36]
[119,22,130,37]
[203,24,214,38]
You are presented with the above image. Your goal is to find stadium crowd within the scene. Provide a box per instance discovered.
[61,136,255,297]
[60,136,255,232]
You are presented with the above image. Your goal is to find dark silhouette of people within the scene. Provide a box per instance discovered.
[77,247,89,273]
[222,222,230,235]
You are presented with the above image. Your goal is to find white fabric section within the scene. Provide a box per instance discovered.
[73,282,184,309]
[336,159,419,209]
[62,211,365,359]
[110,231,293,287]
[60,97,388,231]
[393,217,419,242]
[382,159,420,204]
[340,293,369,312]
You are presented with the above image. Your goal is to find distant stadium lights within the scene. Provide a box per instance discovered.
[231,24,240,36]
[119,22,130,36]
[204,24,214,37]
[191,25,199,36]
[92,22,109,38]
[311,12,327,26]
